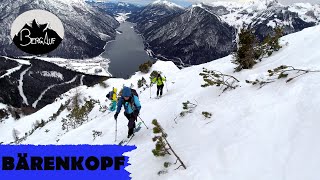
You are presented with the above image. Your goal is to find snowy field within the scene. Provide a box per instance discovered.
[22,55,111,77]
[1,25,320,179]
[115,13,131,23]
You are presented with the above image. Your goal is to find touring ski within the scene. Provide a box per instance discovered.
[118,122,142,145]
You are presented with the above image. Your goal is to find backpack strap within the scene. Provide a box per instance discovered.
[121,96,136,109]
[130,95,136,111]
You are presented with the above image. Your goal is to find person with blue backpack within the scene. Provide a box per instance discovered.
[114,86,141,138]
[106,87,118,111]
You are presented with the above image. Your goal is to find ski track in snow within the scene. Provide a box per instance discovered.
[32,75,79,108]
[18,66,32,106]
[2,56,31,65]
[80,75,84,86]
[0,65,22,79]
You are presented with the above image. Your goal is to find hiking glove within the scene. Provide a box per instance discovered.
[133,110,139,118]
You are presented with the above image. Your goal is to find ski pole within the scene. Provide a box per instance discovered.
[165,76,168,92]
[115,118,118,142]
[138,115,149,129]
[165,81,168,92]
[149,83,152,98]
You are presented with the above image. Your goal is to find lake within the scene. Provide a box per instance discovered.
[101,21,153,79]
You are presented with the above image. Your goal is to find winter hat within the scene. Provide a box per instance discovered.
[122,87,131,97]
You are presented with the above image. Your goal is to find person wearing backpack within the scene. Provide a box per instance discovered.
[114,86,141,138]
[151,74,166,98]
[106,87,118,111]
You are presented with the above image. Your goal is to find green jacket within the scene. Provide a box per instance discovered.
[152,77,166,86]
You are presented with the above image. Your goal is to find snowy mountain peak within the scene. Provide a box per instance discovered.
[190,3,216,15]
[191,3,203,9]
[242,0,283,11]
[243,0,279,5]
[53,0,87,6]
[204,0,319,31]
[118,2,128,6]
[0,0,119,59]
[151,0,183,9]
[208,0,282,11]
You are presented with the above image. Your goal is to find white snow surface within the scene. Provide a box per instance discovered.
[0,65,22,79]
[18,66,32,106]
[115,13,131,23]
[207,0,320,28]
[152,0,184,9]
[289,3,320,23]
[32,75,78,108]
[23,56,111,77]
[1,56,31,65]
[1,25,320,179]
[39,71,64,80]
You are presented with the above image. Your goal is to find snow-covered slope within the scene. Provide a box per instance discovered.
[1,25,320,179]
[86,1,142,17]
[209,0,320,28]
[128,0,318,66]
[31,56,111,76]
[151,0,183,9]
[115,13,131,23]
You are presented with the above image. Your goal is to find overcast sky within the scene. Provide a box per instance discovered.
[187,0,320,5]
[100,0,320,6]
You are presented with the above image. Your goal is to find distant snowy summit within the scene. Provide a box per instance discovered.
[53,0,319,65]
[0,0,119,59]
[87,1,142,17]
[209,0,319,39]
[151,0,184,9]
[206,0,320,26]
[125,0,319,66]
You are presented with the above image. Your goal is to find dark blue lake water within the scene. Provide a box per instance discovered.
[102,22,153,79]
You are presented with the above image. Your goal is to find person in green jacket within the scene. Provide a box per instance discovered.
[151,74,166,98]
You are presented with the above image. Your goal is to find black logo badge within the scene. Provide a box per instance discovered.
[11,10,64,55]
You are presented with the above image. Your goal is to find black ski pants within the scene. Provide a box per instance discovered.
[157,84,164,96]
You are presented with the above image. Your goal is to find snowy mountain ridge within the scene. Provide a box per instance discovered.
[206,0,320,28]
[87,1,142,17]
[125,0,318,66]
[0,0,119,59]
[1,23,320,179]
[151,0,184,9]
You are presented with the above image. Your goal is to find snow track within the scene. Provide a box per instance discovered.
[18,66,32,106]
[32,75,79,108]
[0,65,22,79]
